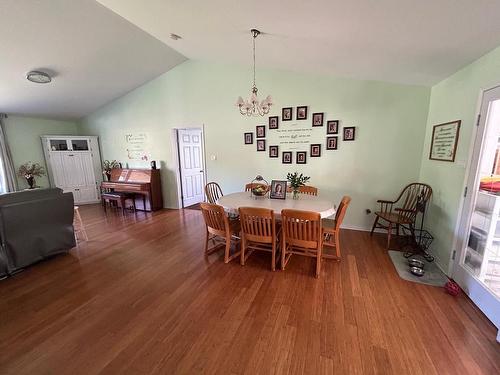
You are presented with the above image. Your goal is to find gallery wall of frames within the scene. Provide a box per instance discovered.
[243,106,356,164]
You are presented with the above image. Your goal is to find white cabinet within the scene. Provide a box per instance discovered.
[41,136,102,204]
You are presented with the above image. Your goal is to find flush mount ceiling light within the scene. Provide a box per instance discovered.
[236,29,273,116]
[26,70,52,84]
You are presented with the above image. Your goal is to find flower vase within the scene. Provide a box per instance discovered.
[26,176,35,189]
[292,189,299,200]
[105,172,112,181]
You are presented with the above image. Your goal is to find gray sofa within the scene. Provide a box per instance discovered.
[0,188,75,278]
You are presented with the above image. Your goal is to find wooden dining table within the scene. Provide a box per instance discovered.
[217,192,336,218]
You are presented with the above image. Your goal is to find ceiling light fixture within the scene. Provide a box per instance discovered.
[26,70,52,84]
[236,29,273,116]
[170,33,182,40]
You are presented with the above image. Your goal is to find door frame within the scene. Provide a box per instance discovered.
[171,125,207,209]
[451,84,500,341]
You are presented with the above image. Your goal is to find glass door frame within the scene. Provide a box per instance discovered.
[452,84,500,342]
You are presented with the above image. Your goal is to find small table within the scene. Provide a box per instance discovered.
[217,192,336,218]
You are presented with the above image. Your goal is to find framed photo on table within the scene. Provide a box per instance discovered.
[270,180,287,200]
[429,120,461,162]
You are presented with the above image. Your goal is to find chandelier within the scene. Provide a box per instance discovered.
[236,29,273,116]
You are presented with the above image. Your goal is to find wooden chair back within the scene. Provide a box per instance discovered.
[334,196,351,231]
[205,182,223,204]
[286,185,318,196]
[395,183,432,223]
[281,209,322,249]
[200,202,229,238]
[245,183,268,192]
[239,207,275,244]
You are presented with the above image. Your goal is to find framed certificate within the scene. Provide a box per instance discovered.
[429,120,461,162]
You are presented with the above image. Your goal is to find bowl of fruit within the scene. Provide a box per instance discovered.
[252,184,268,197]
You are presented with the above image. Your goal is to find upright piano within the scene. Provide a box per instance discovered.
[101,168,163,211]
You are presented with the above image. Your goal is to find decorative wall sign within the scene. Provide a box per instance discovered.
[125,132,150,161]
[269,145,279,158]
[297,106,308,120]
[282,107,293,121]
[282,151,292,164]
[256,125,266,138]
[244,132,253,144]
[343,127,355,141]
[327,120,339,134]
[429,120,461,162]
[270,180,287,200]
[312,113,324,127]
[326,136,338,150]
[269,116,279,129]
[310,144,321,157]
[296,151,307,164]
[276,127,313,149]
[257,139,266,151]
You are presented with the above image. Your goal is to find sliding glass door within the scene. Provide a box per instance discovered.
[454,85,500,342]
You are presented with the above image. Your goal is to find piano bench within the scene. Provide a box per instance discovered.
[101,192,136,214]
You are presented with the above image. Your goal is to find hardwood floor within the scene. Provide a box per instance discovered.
[0,204,499,374]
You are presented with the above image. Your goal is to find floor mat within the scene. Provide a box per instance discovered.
[388,250,448,287]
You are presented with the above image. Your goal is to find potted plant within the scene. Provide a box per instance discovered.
[287,172,310,199]
[102,160,120,181]
[18,162,45,189]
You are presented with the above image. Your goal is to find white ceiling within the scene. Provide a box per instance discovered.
[0,0,186,119]
[97,0,500,86]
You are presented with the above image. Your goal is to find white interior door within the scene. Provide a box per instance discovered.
[177,128,205,207]
[454,85,500,342]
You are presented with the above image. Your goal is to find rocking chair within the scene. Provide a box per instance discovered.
[370,183,432,248]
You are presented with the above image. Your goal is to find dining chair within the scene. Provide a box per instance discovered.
[239,207,280,271]
[73,206,88,242]
[322,196,351,260]
[281,209,323,278]
[200,202,241,263]
[205,182,223,204]
[370,183,432,248]
[286,185,318,196]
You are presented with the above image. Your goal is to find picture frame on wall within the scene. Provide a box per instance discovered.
[296,106,308,120]
[269,145,279,158]
[244,132,253,144]
[282,151,292,164]
[296,151,307,164]
[269,116,279,129]
[429,120,461,162]
[343,126,355,141]
[327,120,339,134]
[256,125,266,138]
[310,144,321,157]
[257,139,266,151]
[312,113,324,127]
[270,180,287,200]
[282,107,293,121]
[326,136,338,150]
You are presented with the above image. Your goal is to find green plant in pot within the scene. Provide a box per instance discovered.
[287,172,310,199]
[18,162,45,189]
[102,160,120,181]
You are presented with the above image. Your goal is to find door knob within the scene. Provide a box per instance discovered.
[200,170,204,173]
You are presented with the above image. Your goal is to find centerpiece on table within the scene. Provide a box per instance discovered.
[102,160,120,181]
[18,162,45,189]
[287,172,310,200]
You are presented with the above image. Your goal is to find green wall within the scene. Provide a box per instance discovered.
[3,116,78,188]
[419,45,500,271]
[79,60,431,230]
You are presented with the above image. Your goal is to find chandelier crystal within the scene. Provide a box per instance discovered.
[236,29,273,116]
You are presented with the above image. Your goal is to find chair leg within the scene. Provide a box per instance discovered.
[370,216,379,236]
[335,231,341,259]
[224,236,231,263]
[281,240,286,271]
[204,230,209,255]
[271,242,276,271]
[316,250,321,278]
[240,236,246,266]
[387,223,393,249]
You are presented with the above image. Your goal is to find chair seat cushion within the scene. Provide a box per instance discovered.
[375,211,412,224]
